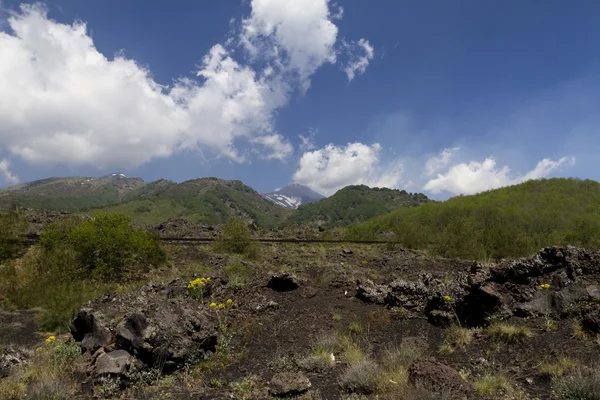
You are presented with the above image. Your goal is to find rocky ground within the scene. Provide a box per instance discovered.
[2,243,600,399]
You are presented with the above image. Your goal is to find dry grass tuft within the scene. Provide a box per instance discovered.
[472,373,512,395]
[339,358,381,394]
[552,366,600,400]
[540,357,577,378]
[486,323,533,344]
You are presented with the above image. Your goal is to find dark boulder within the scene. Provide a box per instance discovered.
[71,309,112,353]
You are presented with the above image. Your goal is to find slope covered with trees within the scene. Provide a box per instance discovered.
[288,185,430,227]
[347,178,600,260]
[95,178,292,227]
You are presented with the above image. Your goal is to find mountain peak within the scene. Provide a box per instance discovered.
[262,184,325,209]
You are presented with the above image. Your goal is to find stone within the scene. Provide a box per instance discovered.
[356,280,389,305]
[94,350,132,377]
[408,358,473,395]
[269,372,311,397]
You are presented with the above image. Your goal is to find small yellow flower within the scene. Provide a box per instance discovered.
[45,335,56,344]
[188,277,211,289]
[539,283,551,290]
[35,347,42,352]
[209,302,217,308]
[226,299,233,305]
[443,295,452,302]
[218,303,226,309]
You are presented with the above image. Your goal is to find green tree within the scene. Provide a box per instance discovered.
[214,218,258,258]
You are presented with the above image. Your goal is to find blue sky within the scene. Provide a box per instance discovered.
[0,0,598,198]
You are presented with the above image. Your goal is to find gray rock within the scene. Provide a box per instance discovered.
[356,280,389,305]
[386,280,430,311]
[269,372,311,397]
[94,350,132,377]
[0,348,29,378]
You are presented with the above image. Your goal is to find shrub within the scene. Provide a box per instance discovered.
[552,367,600,400]
[60,213,165,278]
[214,219,258,258]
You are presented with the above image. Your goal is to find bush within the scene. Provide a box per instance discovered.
[41,213,165,279]
[214,219,258,258]
[223,262,253,289]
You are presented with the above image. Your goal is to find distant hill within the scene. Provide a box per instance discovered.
[263,183,325,209]
[347,178,600,260]
[95,177,291,227]
[0,175,147,211]
[287,185,430,227]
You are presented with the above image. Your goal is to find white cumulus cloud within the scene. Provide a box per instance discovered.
[424,156,575,195]
[343,38,374,82]
[424,147,460,177]
[0,159,19,184]
[293,142,402,196]
[0,2,372,173]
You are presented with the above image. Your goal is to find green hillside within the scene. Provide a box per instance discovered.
[288,185,430,227]
[0,176,146,212]
[347,178,600,260]
[95,178,291,228]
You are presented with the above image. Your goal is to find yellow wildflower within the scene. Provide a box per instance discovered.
[187,277,211,289]
[218,303,226,309]
[539,283,551,290]
[226,299,233,305]
[443,295,452,302]
[35,347,42,352]
[45,335,56,344]
[209,302,217,308]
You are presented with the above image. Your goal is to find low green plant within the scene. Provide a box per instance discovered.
[230,375,265,400]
